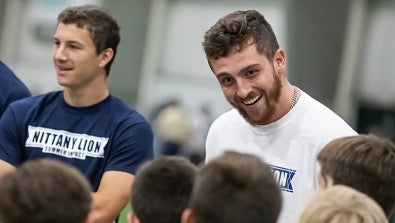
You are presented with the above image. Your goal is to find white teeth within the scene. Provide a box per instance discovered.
[243,95,260,105]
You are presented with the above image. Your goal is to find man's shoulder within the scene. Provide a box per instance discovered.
[295,93,357,142]
[207,109,250,137]
[215,109,243,122]
[9,91,59,108]
[299,92,353,126]
[108,95,150,124]
[210,109,245,128]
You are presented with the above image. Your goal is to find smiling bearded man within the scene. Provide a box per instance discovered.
[202,10,357,223]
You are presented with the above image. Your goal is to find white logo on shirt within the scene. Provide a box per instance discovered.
[26,126,108,160]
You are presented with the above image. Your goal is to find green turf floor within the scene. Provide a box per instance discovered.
[118,204,132,223]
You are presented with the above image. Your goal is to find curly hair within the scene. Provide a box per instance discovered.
[203,10,279,62]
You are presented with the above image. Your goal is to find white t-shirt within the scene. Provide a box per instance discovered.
[205,89,357,223]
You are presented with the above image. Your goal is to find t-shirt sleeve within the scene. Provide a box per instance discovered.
[0,105,25,165]
[104,120,154,174]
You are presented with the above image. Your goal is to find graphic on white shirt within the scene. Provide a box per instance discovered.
[270,165,296,193]
[26,126,108,160]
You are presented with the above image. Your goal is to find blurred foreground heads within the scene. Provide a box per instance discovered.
[0,158,93,223]
[182,151,282,223]
[129,156,197,223]
[317,134,395,218]
[299,185,388,223]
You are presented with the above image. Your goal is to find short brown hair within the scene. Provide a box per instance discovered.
[189,151,282,223]
[202,10,279,61]
[131,156,197,223]
[318,134,395,216]
[57,4,120,75]
[0,159,92,223]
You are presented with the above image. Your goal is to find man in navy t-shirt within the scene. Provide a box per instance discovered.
[0,4,154,223]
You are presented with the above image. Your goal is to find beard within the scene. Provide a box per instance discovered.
[228,72,282,126]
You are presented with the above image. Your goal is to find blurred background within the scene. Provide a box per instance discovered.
[1,0,395,157]
[1,0,395,222]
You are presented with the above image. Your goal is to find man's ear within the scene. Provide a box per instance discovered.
[273,49,286,75]
[317,169,335,190]
[181,208,196,223]
[99,48,114,68]
[317,170,327,189]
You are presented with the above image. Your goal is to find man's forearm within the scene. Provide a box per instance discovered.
[91,191,129,223]
[0,160,15,179]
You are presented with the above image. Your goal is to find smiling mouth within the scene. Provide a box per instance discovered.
[243,95,261,105]
[58,67,72,71]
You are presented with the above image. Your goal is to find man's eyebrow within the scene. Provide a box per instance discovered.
[215,71,231,78]
[53,38,83,46]
[215,64,260,78]
[239,64,260,74]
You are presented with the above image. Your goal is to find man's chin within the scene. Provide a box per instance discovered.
[57,82,67,87]
[229,101,264,125]
[235,108,260,126]
[235,106,277,126]
[57,81,72,88]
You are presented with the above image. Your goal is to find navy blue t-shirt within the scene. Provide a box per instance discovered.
[0,60,31,118]
[0,91,154,190]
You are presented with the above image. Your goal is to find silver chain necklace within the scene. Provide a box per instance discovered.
[290,87,298,110]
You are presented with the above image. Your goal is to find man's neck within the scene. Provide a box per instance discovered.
[63,85,109,107]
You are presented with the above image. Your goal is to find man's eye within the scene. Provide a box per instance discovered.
[246,69,258,77]
[220,77,234,86]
